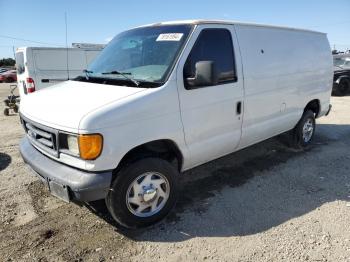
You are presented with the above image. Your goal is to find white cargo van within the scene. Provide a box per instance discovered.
[19,20,333,228]
[15,47,102,97]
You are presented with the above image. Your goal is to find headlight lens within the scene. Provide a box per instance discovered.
[67,135,79,155]
[78,134,103,160]
[65,134,103,160]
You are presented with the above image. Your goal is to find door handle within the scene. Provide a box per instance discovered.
[236,101,242,115]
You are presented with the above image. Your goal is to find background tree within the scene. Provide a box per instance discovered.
[0,58,15,67]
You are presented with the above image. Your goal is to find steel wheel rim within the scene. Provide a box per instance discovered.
[302,118,314,143]
[126,172,170,217]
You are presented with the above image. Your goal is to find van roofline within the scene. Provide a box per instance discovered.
[135,19,326,35]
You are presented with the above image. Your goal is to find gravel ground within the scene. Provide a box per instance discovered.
[0,83,349,261]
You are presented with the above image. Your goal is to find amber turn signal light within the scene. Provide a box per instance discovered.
[78,134,103,160]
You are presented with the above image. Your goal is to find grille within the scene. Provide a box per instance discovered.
[21,116,59,157]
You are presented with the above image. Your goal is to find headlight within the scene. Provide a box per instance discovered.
[67,135,79,155]
[65,134,103,160]
[78,134,103,160]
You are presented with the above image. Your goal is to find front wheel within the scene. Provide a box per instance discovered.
[106,158,179,228]
[289,110,316,149]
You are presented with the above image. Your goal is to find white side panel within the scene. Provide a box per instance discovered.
[32,49,69,90]
[30,48,101,91]
[85,50,100,65]
[234,25,333,148]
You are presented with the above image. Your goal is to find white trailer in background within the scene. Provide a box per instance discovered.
[15,47,103,97]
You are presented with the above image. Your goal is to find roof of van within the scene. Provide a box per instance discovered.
[138,19,325,34]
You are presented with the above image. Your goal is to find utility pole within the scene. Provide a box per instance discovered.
[65,12,70,80]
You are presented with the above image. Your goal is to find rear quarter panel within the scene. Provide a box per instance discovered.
[234,25,332,148]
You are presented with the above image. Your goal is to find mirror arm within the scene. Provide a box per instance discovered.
[185,77,196,87]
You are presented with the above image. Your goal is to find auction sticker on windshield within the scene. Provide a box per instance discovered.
[156,33,183,41]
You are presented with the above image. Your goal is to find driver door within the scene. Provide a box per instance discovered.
[176,24,244,168]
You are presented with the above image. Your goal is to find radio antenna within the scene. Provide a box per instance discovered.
[65,12,70,80]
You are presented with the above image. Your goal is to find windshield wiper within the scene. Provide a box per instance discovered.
[101,70,140,86]
[83,69,93,80]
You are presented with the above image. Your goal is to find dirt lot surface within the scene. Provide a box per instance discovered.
[0,83,349,261]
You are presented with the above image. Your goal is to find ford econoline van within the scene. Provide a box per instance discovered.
[19,20,333,228]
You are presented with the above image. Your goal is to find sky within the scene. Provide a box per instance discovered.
[0,0,349,59]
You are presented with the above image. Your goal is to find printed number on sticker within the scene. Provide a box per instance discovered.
[156,33,183,41]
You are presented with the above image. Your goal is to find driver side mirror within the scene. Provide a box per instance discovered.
[185,61,218,89]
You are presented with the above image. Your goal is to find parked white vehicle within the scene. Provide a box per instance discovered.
[19,20,333,228]
[15,47,102,97]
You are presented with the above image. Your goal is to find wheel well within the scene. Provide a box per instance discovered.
[115,140,183,174]
[304,99,320,117]
[336,75,350,84]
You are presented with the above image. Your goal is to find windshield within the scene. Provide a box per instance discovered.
[81,24,192,87]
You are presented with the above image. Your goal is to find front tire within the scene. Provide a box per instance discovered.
[289,110,316,149]
[106,158,179,228]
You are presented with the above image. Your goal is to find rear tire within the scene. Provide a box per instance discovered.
[3,108,9,116]
[289,110,316,149]
[106,158,179,228]
[333,78,350,96]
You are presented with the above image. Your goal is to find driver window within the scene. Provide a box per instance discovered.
[183,28,236,89]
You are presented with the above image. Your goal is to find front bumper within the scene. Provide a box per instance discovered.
[20,137,112,202]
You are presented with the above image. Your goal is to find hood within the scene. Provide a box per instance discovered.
[20,80,146,131]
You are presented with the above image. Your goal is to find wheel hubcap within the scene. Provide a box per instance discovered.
[142,186,157,203]
[302,118,314,143]
[126,172,170,217]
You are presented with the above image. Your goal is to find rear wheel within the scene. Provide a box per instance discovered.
[333,78,350,96]
[289,110,316,149]
[3,108,9,116]
[106,158,179,228]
